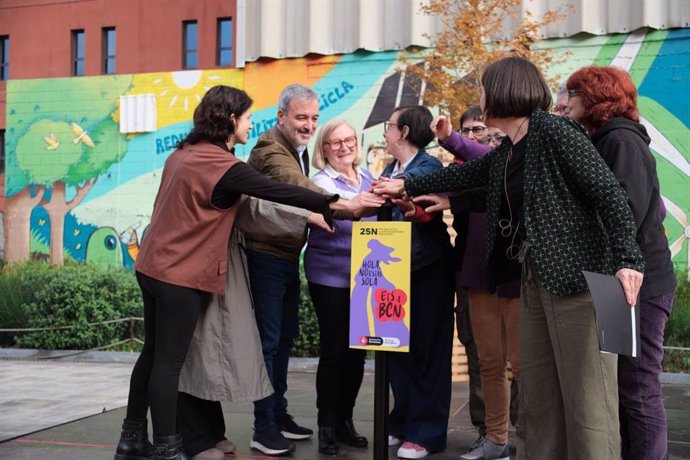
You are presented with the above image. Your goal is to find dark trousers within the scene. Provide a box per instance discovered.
[246,250,300,431]
[126,272,203,436]
[308,282,366,427]
[455,285,486,435]
[177,392,225,456]
[619,292,674,460]
[389,257,455,452]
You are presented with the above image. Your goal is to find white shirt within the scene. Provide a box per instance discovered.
[296,144,308,175]
[390,152,418,178]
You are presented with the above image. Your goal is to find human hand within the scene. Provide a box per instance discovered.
[371,178,406,198]
[349,191,385,217]
[412,194,450,213]
[430,115,453,143]
[615,268,644,307]
[392,197,417,218]
[308,211,334,233]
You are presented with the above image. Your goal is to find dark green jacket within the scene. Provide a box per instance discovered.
[406,110,644,296]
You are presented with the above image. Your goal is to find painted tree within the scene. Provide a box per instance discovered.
[400,0,571,120]
[0,175,46,264]
[14,118,127,265]
[3,74,132,265]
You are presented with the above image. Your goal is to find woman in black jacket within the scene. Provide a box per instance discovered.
[567,66,676,460]
[373,56,644,460]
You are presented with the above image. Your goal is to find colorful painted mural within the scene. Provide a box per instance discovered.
[1,28,689,270]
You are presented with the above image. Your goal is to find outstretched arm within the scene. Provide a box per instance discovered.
[432,115,492,162]
[213,162,336,227]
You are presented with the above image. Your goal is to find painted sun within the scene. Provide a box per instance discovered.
[126,69,244,127]
[158,70,220,111]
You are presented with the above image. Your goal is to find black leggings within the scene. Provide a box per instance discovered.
[126,271,205,436]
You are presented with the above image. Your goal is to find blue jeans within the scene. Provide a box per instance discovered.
[618,292,674,460]
[389,257,455,452]
[246,250,300,431]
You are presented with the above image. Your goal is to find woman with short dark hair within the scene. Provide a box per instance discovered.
[373,57,644,460]
[380,105,455,459]
[567,65,676,460]
[113,85,338,460]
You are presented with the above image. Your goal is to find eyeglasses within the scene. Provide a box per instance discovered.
[383,121,398,133]
[554,104,568,115]
[326,136,357,150]
[477,133,505,145]
[460,126,488,136]
[567,89,582,99]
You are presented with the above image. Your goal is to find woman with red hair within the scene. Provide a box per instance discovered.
[567,66,676,460]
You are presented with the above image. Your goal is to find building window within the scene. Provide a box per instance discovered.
[0,129,5,175]
[0,36,8,80]
[72,29,85,76]
[183,21,198,69]
[217,18,233,66]
[103,27,116,74]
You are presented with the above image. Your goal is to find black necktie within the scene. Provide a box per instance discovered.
[302,149,310,176]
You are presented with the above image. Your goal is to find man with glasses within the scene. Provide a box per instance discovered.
[459,106,489,143]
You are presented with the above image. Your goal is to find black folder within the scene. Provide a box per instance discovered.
[582,271,641,357]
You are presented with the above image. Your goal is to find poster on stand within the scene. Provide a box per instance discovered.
[349,221,411,352]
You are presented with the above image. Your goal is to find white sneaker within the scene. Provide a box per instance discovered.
[397,441,429,459]
[388,435,402,446]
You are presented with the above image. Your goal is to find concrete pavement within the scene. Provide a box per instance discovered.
[0,350,689,459]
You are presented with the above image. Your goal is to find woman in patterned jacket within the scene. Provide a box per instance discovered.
[373,56,644,460]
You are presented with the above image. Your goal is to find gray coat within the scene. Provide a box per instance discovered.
[178,227,273,402]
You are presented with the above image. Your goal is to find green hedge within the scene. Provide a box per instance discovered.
[1,261,688,368]
[663,270,690,373]
[666,270,690,347]
[0,261,56,346]
[293,264,320,357]
[0,262,142,349]
[0,260,320,354]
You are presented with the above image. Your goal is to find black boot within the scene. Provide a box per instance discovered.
[318,427,339,455]
[153,434,189,460]
[336,419,368,448]
[114,418,154,460]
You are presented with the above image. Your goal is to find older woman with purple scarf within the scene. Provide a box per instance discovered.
[304,118,374,456]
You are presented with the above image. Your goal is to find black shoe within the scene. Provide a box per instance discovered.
[336,419,368,448]
[318,427,339,455]
[152,434,189,460]
[276,414,313,440]
[250,426,296,456]
[114,418,154,460]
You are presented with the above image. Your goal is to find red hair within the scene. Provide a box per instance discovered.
[566,66,640,128]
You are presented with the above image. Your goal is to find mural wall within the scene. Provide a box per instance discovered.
[1,28,689,270]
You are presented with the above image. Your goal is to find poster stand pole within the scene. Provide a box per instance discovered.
[373,199,394,460]
[373,350,390,459]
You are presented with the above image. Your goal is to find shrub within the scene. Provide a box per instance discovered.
[665,269,690,347]
[662,269,690,373]
[292,264,320,357]
[0,261,56,346]
[14,264,142,350]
